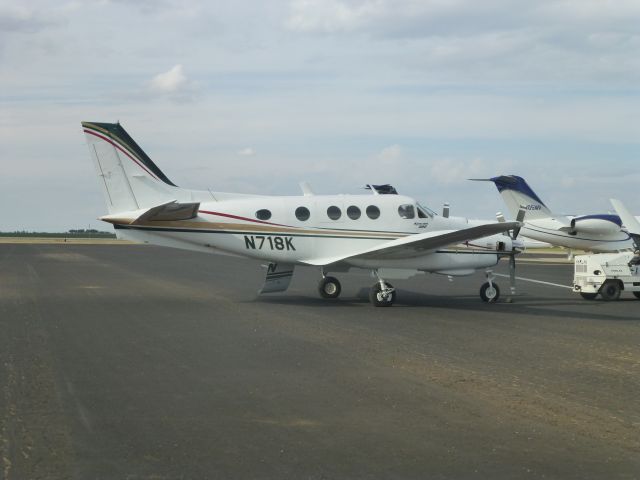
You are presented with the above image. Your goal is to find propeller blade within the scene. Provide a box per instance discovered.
[509,254,517,296]
[511,205,526,239]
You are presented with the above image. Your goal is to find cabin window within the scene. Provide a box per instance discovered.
[327,206,341,220]
[398,204,415,219]
[347,206,361,220]
[255,209,272,221]
[295,206,310,221]
[366,205,380,219]
[418,208,428,219]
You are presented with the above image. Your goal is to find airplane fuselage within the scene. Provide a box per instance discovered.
[108,193,512,275]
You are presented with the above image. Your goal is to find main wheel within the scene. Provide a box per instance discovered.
[369,282,396,307]
[599,280,621,301]
[580,292,598,300]
[633,292,640,300]
[318,276,341,299]
[480,282,500,303]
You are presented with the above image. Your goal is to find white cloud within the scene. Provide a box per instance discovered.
[237,147,255,156]
[150,64,188,93]
[1,0,640,230]
[429,158,486,185]
[375,144,402,164]
[286,0,384,33]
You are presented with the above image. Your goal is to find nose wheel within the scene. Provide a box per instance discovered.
[318,276,341,299]
[480,270,500,303]
[369,281,396,307]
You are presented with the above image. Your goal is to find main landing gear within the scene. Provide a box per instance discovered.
[318,275,341,299]
[318,269,502,306]
[317,269,396,307]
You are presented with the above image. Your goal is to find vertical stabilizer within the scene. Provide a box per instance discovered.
[487,175,552,220]
[82,122,179,213]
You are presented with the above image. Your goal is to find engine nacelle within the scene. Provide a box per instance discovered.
[570,215,622,236]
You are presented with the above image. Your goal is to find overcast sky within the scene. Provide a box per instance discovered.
[1,0,639,231]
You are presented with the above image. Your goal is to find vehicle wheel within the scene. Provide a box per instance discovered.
[318,276,341,299]
[633,292,640,300]
[369,282,396,307]
[580,292,598,300]
[480,282,500,303]
[599,281,621,301]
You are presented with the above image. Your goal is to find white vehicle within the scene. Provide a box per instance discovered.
[573,199,640,301]
[474,175,638,252]
[573,252,640,300]
[82,121,526,306]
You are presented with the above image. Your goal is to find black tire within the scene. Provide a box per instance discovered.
[480,282,500,303]
[633,292,640,300]
[599,280,621,301]
[580,292,598,300]
[369,282,396,307]
[318,276,341,299]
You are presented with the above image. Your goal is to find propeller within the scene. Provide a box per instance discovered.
[506,206,526,299]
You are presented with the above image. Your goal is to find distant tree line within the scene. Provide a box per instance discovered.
[0,229,116,238]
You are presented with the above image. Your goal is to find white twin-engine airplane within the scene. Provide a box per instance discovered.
[474,175,639,253]
[82,121,525,307]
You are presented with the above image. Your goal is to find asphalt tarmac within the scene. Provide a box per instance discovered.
[1,244,638,479]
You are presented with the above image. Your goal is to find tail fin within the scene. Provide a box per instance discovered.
[473,175,553,220]
[82,122,179,213]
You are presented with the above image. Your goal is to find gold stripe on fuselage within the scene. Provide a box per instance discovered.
[108,218,406,239]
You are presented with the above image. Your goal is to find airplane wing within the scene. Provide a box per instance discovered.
[610,199,640,247]
[303,222,519,266]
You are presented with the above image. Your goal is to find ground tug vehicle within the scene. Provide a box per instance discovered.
[573,252,640,300]
[573,199,640,301]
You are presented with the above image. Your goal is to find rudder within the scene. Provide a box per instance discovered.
[82,122,178,213]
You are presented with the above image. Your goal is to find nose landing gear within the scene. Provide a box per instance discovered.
[369,270,396,307]
[480,269,500,303]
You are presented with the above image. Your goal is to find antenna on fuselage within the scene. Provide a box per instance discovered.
[299,182,314,196]
[442,203,450,218]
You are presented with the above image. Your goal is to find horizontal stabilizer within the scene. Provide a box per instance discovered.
[101,200,199,225]
[134,200,199,223]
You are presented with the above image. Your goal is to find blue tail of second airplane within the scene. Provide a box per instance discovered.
[474,175,553,220]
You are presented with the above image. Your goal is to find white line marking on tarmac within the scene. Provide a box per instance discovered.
[494,273,573,289]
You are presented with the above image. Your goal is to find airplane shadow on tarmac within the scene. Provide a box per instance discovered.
[254,288,640,323]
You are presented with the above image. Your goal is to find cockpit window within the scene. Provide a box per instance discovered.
[417,203,436,218]
[398,204,415,219]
